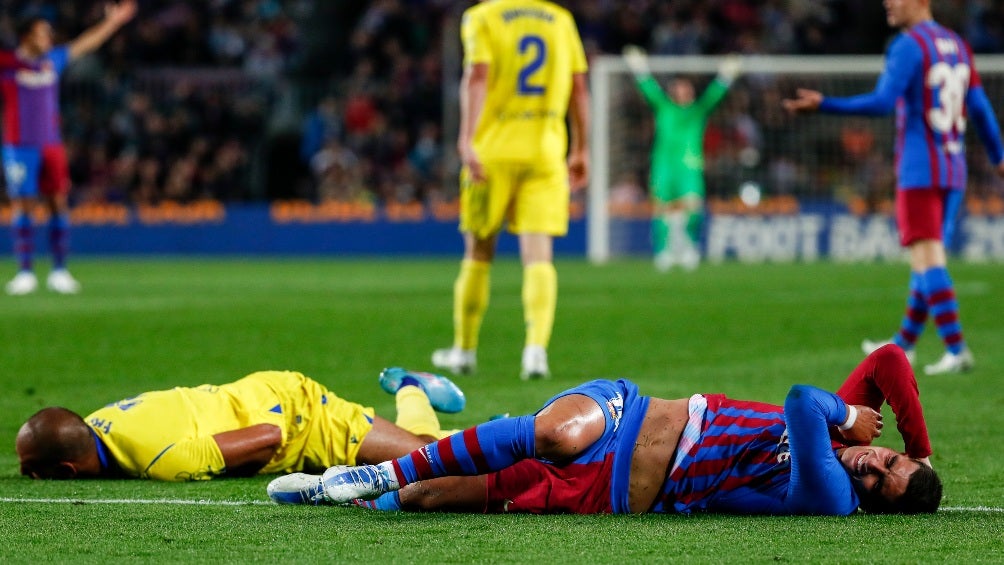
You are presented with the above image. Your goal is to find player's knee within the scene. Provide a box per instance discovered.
[533,416,598,461]
[873,343,909,366]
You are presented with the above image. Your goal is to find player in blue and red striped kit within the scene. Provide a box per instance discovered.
[1,1,136,295]
[269,345,941,515]
[783,0,1004,375]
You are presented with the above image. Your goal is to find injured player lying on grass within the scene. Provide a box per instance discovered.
[269,345,941,515]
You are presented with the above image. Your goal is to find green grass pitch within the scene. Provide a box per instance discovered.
[1,258,1002,563]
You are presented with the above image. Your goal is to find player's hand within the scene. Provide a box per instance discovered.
[106,0,138,25]
[458,141,485,183]
[717,54,743,83]
[622,45,649,76]
[567,149,589,192]
[838,405,882,445]
[781,89,823,114]
[995,160,1004,178]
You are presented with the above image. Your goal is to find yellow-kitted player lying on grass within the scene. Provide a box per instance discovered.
[15,368,465,481]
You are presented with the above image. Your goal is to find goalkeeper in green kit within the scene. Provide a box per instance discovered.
[624,47,742,271]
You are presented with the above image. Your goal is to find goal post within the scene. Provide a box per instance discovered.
[587,54,1004,264]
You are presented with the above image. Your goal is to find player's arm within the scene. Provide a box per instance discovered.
[457,61,488,182]
[694,55,741,114]
[567,72,590,190]
[623,46,669,109]
[67,0,137,61]
[784,385,864,516]
[143,424,282,481]
[835,345,932,463]
[213,423,283,477]
[784,37,917,116]
[964,71,1004,176]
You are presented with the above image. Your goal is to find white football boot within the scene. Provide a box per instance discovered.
[520,344,550,380]
[5,271,38,295]
[923,348,974,376]
[431,346,476,375]
[47,269,81,294]
[861,339,916,365]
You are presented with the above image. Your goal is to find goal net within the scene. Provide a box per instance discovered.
[587,55,1004,263]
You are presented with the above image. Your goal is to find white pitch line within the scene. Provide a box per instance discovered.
[0,498,1002,513]
[940,506,1004,513]
[0,497,272,506]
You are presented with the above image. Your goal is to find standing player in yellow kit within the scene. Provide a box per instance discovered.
[432,0,590,380]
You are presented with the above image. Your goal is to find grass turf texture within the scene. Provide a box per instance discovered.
[1,258,1002,563]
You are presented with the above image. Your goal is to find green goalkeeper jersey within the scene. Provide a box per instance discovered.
[635,75,729,174]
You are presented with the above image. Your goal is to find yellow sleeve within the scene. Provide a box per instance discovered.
[566,13,588,74]
[461,7,492,66]
[143,436,227,482]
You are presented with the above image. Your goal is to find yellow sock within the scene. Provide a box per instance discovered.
[394,385,441,440]
[522,261,557,347]
[454,259,490,350]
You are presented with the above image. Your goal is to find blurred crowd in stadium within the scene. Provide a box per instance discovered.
[2,0,1003,207]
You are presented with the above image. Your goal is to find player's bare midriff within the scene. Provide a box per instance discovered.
[628,397,690,513]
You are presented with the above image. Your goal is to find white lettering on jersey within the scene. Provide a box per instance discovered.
[15,68,57,88]
[935,38,959,56]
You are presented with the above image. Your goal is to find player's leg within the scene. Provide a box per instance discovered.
[355,475,490,512]
[40,145,79,294]
[902,188,971,374]
[650,167,674,270]
[3,146,41,295]
[650,169,675,271]
[676,174,705,271]
[519,232,555,379]
[431,165,510,375]
[379,367,465,440]
[512,162,568,379]
[283,392,607,505]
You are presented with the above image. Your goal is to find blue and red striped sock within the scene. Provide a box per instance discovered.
[923,266,964,354]
[390,415,535,486]
[12,212,33,272]
[893,272,927,350]
[49,212,69,271]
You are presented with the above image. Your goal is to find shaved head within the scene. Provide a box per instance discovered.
[16,407,95,479]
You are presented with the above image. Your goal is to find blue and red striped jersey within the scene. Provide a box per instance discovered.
[819,20,1004,190]
[0,46,69,146]
[654,386,860,515]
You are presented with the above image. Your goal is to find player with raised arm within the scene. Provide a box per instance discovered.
[430,0,590,380]
[269,345,941,515]
[1,1,136,295]
[783,0,1004,375]
[623,47,742,271]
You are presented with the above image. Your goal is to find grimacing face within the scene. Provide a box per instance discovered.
[839,445,921,504]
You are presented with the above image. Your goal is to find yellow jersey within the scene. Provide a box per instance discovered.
[461,0,587,163]
[85,371,375,481]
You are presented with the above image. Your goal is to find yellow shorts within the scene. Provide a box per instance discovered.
[459,159,570,239]
[252,371,376,474]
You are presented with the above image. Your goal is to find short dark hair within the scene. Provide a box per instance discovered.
[895,464,943,514]
[16,17,47,42]
[859,461,943,514]
[17,407,93,479]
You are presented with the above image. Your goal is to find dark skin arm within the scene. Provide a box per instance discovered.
[212,423,283,477]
